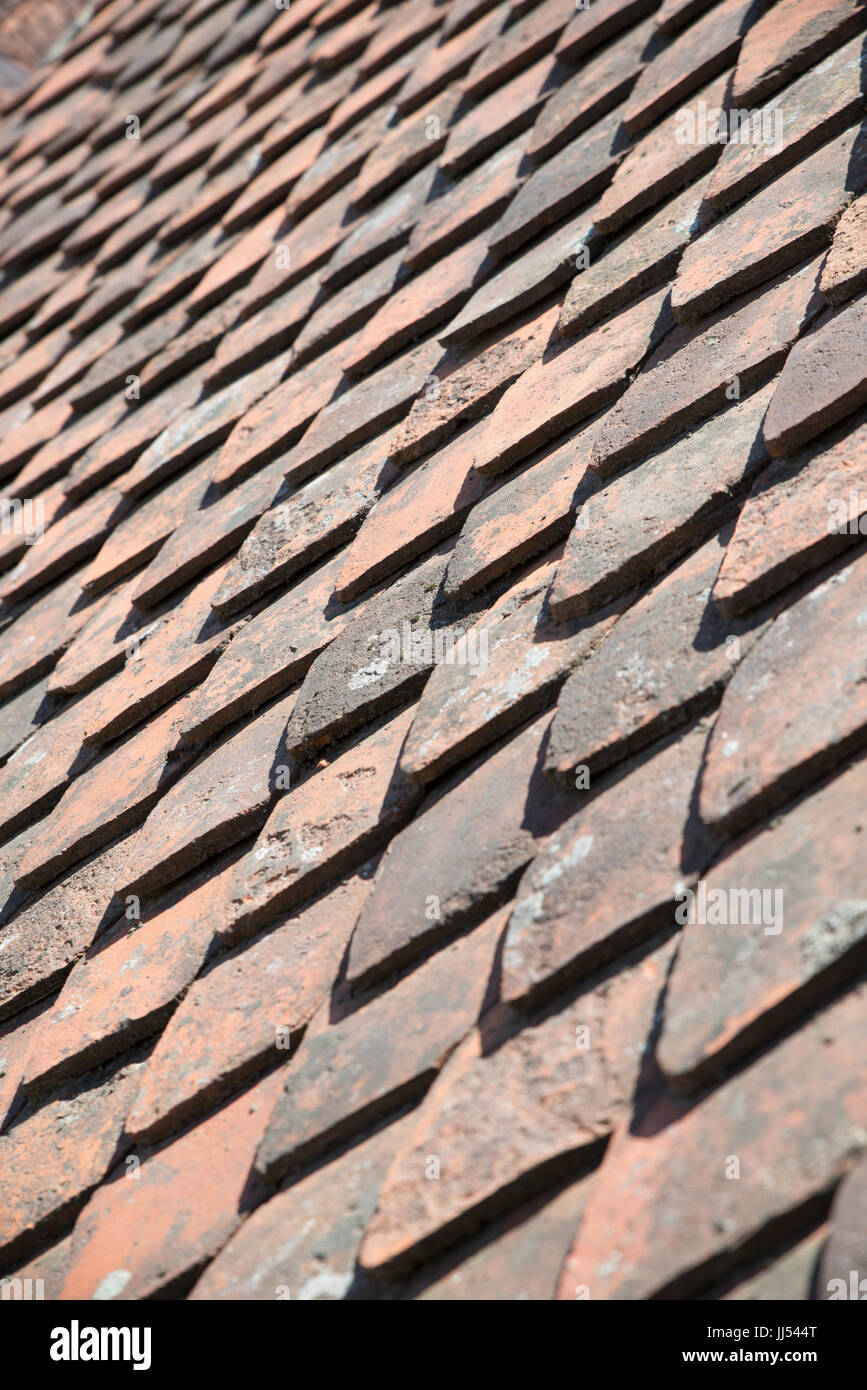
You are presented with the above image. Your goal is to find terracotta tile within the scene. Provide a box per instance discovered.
[0,191,98,270]
[136,289,245,399]
[195,1116,416,1302]
[439,206,596,345]
[593,72,728,234]
[490,106,625,259]
[557,980,867,1299]
[462,0,569,102]
[0,1056,144,1268]
[0,322,71,410]
[120,352,290,499]
[222,130,325,234]
[0,488,128,605]
[69,302,188,412]
[12,395,127,497]
[282,337,445,479]
[326,44,419,138]
[256,67,356,165]
[819,1162,867,1301]
[346,712,578,989]
[707,33,867,214]
[213,341,347,490]
[118,694,298,902]
[821,191,867,307]
[353,86,463,207]
[528,17,656,163]
[287,110,389,222]
[46,576,158,697]
[131,458,287,609]
[713,415,867,617]
[391,302,558,465]
[212,434,393,617]
[724,1225,828,1301]
[359,0,442,77]
[416,1174,594,1300]
[256,908,506,1182]
[58,1068,284,1300]
[310,2,380,70]
[624,0,760,134]
[335,423,487,600]
[81,454,214,594]
[661,752,867,1092]
[15,697,193,892]
[360,940,673,1276]
[225,703,420,941]
[237,183,360,316]
[549,381,773,620]
[320,162,438,289]
[561,183,704,337]
[396,4,508,114]
[508,731,709,1010]
[469,285,672,479]
[591,257,824,476]
[655,0,716,32]
[0,830,139,1022]
[0,997,52,1130]
[0,573,92,702]
[401,555,622,786]
[673,124,867,325]
[556,0,658,64]
[700,549,867,835]
[404,139,525,274]
[439,55,557,179]
[79,565,239,749]
[291,249,404,365]
[96,167,206,271]
[343,233,491,378]
[762,292,867,457]
[0,252,66,336]
[547,527,772,785]
[733,0,867,107]
[286,542,471,757]
[0,677,52,766]
[0,397,72,482]
[126,875,373,1144]
[188,205,284,313]
[183,556,353,746]
[205,275,318,389]
[444,428,588,597]
[21,866,234,1095]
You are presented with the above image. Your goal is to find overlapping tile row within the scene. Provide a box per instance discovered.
[0,0,864,1302]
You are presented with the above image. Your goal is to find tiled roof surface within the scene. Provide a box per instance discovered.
[0,0,865,1302]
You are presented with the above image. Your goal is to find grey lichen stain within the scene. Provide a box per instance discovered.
[801,901,867,975]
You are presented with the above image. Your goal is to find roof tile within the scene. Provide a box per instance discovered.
[732,0,867,107]
[762,291,867,457]
[591,257,824,476]
[58,1068,283,1300]
[125,873,372,1144]
[257,906,505,1183]
[549,380,773,620]
[504,721,708,1006]
[471,284,672,478]
[713,414,867,617]
[346,712,577,990]
[360,939,673,1276]
[699,549,867,835]
[225,702,420,941]
[0,1055,144,1268]
[558,978,867,1298]
[672,123,867,325]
